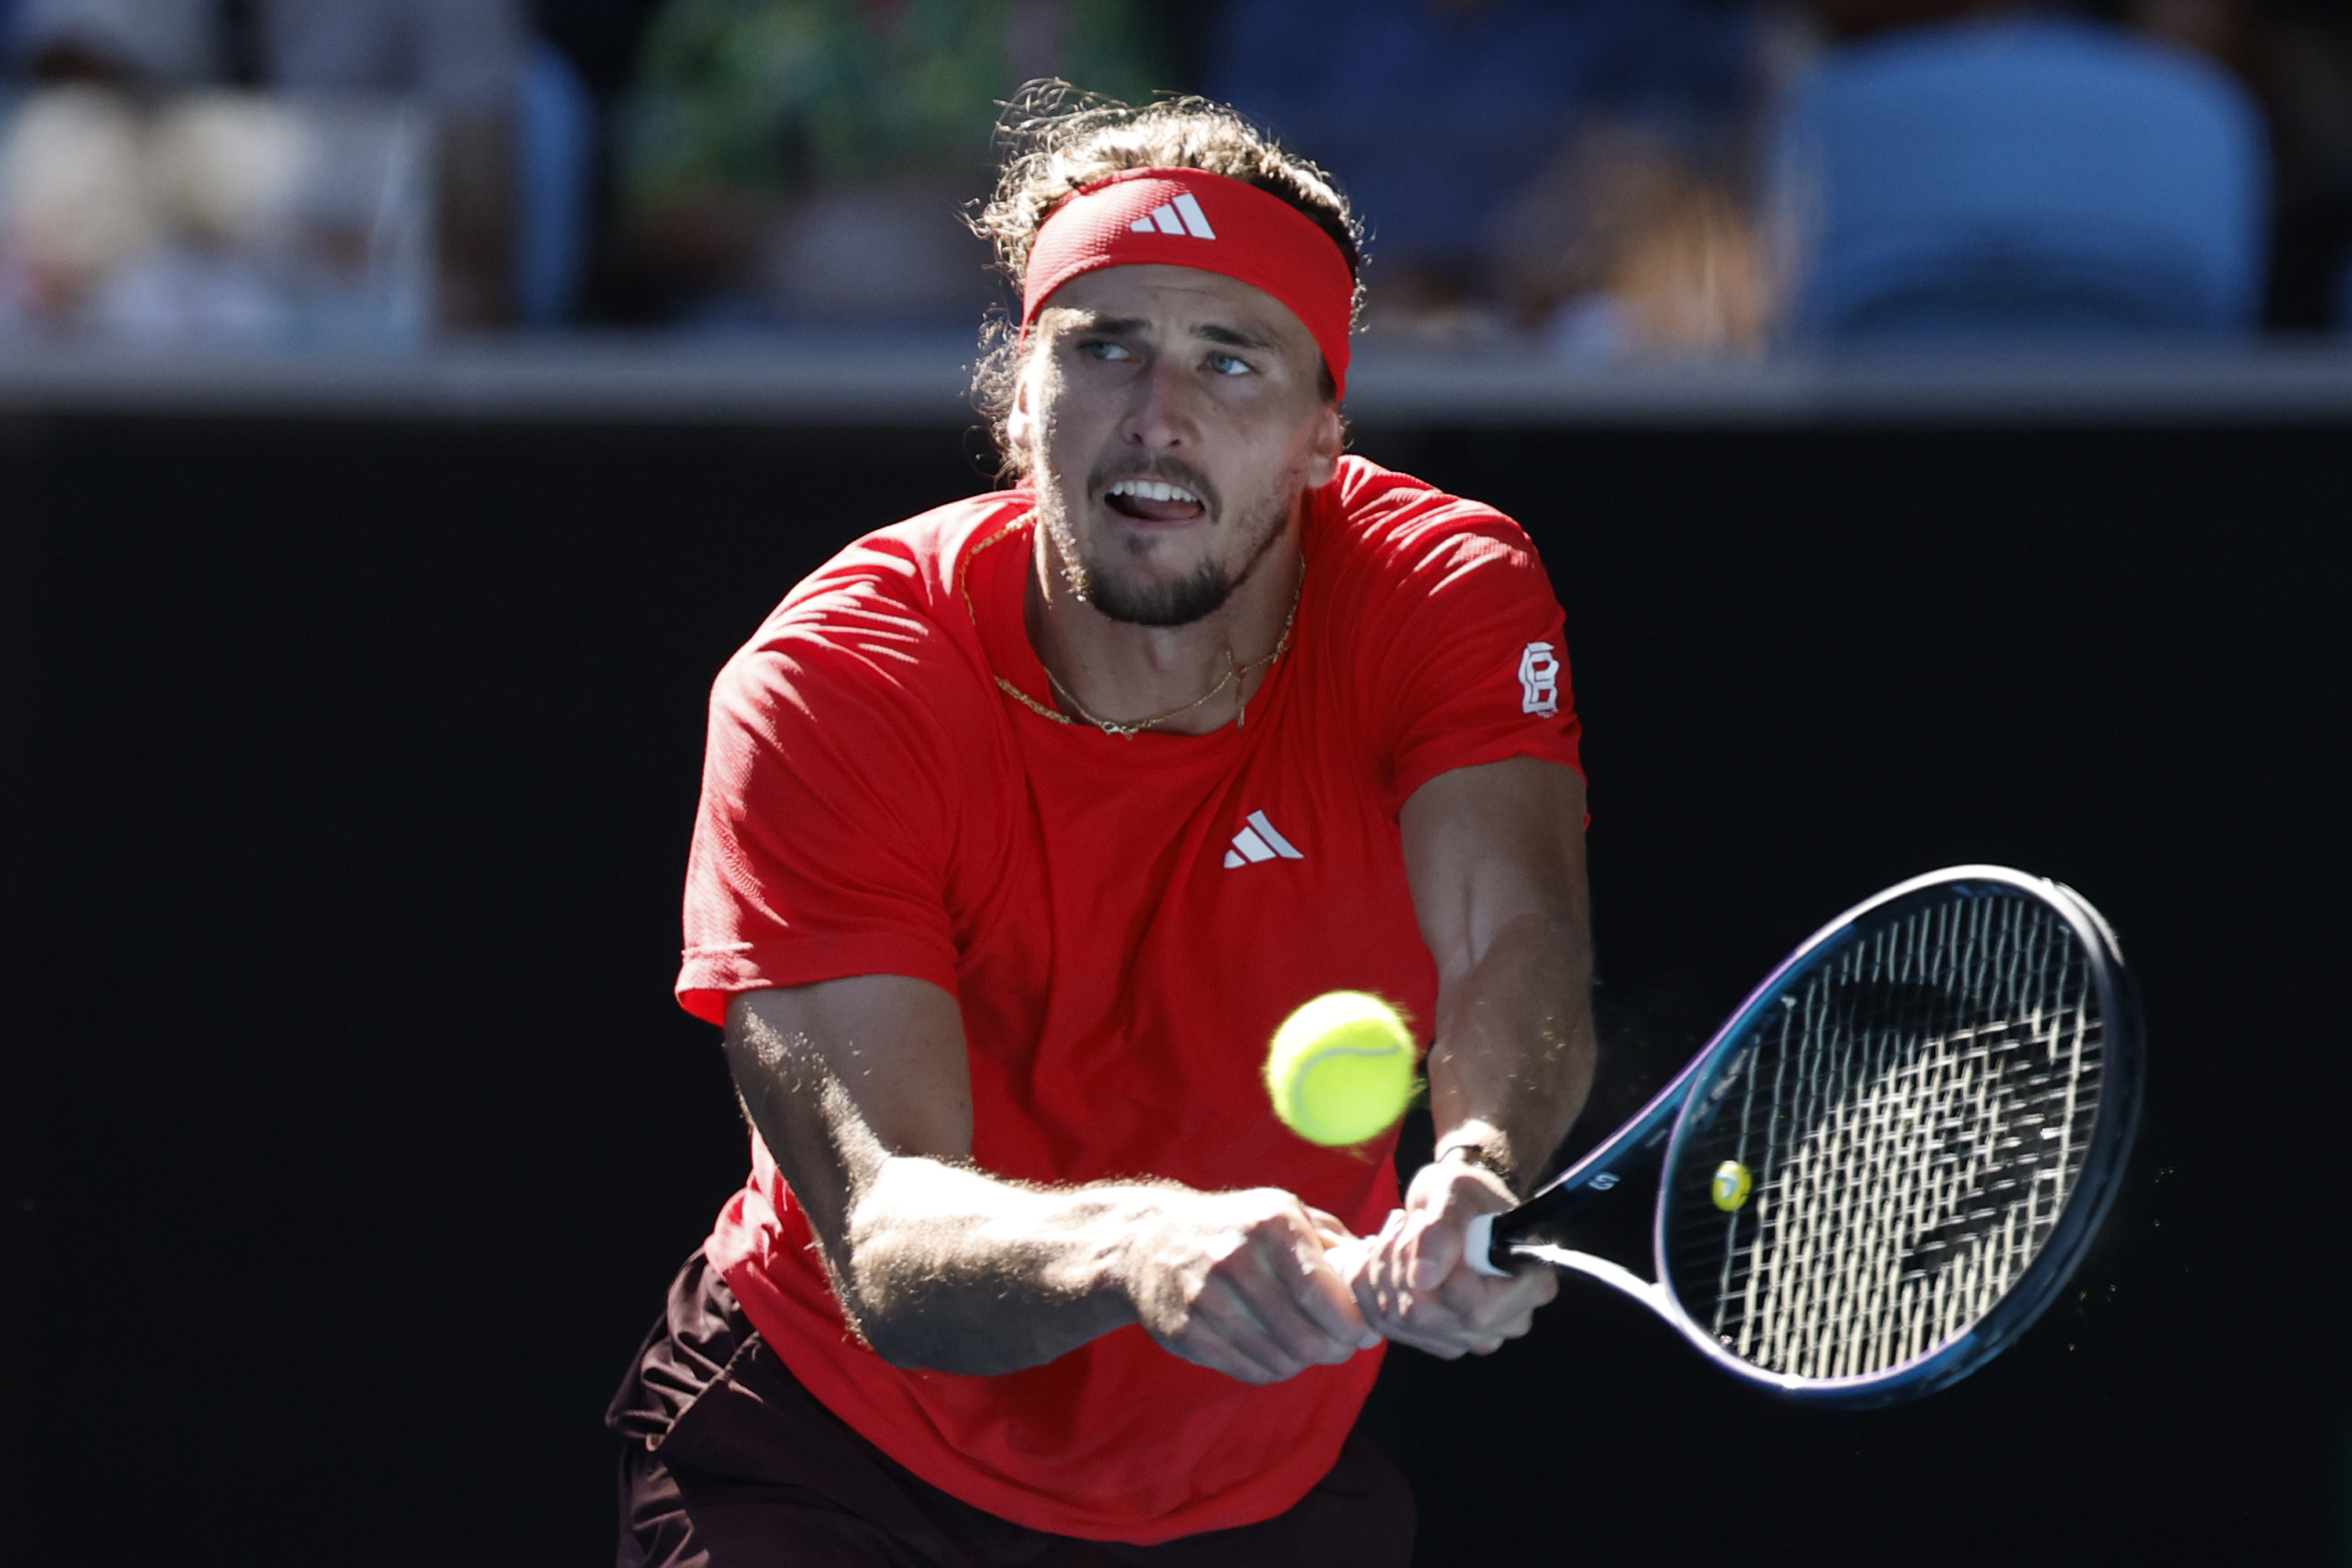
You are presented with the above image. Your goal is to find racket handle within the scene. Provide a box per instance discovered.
[1464,1211,1511,1278]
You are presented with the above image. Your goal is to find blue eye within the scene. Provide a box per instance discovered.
[1080,340,1134,361]
[1206,352,1253,376]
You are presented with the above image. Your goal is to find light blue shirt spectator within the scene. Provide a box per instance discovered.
[1768,16,2271,339]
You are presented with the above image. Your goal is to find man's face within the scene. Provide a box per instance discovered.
[1011,264,1343,626]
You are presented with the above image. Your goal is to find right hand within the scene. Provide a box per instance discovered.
[1126,1189,1381,1385]
[1350,1160,1556,1359]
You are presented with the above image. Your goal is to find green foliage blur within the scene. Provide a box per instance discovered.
[622,0,1164,206]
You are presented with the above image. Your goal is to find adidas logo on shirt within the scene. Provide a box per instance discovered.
[1224,810,1302,869]
[1131,194,1218,240]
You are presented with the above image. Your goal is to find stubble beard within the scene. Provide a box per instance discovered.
[1037,465,1297,629]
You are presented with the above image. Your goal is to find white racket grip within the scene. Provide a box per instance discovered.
[1464,1210,1512,1277]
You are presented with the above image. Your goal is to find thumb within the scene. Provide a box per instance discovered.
[1316,1234,1385,1348]
[1408,1207,1463,1290]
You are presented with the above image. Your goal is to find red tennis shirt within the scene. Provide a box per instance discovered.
[677,456,1583,1544]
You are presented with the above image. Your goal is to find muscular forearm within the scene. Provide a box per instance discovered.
[1348,906,1583,1359]
[839,1157,1162,1374]
[728,1000,1363,1383]
[1424,904,1595,1195]
[1353,902,1585,1359]
[729,1023,1145,1374]
[1399,758,1596,1199]
[842,1163,1367,1380]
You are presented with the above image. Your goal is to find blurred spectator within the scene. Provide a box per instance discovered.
[260,0,528,325]
[1766,2,2269,340]
[0,85,436,343]
[617,0,1163,327]
[1,0,532,334]
[1492,119,1768,358]
[0,85,159,321]
[1207,0,1765,354]
[2114,0,2352,329]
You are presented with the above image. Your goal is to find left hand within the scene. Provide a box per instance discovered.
[1345,1159,1557,1359]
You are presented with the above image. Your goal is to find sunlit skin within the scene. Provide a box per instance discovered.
[1008,263,1343,735]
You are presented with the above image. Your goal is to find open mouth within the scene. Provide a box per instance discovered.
[1103,477,1208,524]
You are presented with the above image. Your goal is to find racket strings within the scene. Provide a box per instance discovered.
[1670,893,2104,1381]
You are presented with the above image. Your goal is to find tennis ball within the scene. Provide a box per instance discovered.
[1265,991,1417,1147]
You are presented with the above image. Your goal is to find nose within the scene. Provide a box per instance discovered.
[1119,352,1196,452]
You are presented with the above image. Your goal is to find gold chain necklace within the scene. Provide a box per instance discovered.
[964,518,1303,740]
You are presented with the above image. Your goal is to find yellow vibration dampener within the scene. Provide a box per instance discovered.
[1712,1160,1754,1212]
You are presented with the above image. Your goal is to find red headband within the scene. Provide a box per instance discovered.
[1021,167,1356,399]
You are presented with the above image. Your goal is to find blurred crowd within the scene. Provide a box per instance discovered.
[1,0,2349,352]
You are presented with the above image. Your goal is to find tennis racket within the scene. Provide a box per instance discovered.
[1464,865,2142,1406]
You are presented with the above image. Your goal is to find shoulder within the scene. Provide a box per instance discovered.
[1310,456,1550,604]
[1304,462,1580,794]
[691,497,1035,907]
[714,491,1029,715]
[767,490,1026,650]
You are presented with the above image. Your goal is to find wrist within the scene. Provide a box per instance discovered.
[1432,1138,1519,1196]
[1112,1181,1177,1258]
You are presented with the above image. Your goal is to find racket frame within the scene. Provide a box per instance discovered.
[1467,864,2143,1406]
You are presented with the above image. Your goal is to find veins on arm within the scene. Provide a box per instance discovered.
[724,980,1372,1385]
[1401,757,1599,1192]
[724,981,1141,1375]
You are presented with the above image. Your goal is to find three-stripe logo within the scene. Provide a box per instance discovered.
[1224,810,1301,869]
[1131,193,1218,241]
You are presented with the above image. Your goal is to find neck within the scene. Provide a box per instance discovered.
[1023,517,1305,739]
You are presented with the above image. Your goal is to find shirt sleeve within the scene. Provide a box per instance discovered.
[1357,503,1584,811]
[677,603,964,1025]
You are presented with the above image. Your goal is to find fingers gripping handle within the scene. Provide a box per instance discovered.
[1465,1211,1512,1278]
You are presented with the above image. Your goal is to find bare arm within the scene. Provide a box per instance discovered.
[1352,757,1596,1356]
[724,979,1373,1381]
[1410,757,1595,1186]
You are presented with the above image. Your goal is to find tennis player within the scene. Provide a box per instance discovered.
[609,90,1597,1566]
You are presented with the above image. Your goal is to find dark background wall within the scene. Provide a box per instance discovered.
[2,415,2344,1563]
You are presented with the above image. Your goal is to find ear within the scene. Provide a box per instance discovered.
[1005,351,1042,456]
[1302,398,1344,489]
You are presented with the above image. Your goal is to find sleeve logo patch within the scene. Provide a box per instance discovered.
[1519,641,1560,716]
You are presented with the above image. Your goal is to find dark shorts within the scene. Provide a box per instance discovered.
[606,1252,1416,1568]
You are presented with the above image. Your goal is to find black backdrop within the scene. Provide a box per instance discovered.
[2,415,2344,1563]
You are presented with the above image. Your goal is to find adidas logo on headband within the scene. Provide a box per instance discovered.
[1129,193,1218,240]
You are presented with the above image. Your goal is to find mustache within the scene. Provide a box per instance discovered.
[1088,456,1221,517]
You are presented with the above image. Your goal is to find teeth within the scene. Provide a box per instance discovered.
[1106,479,1201,505]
